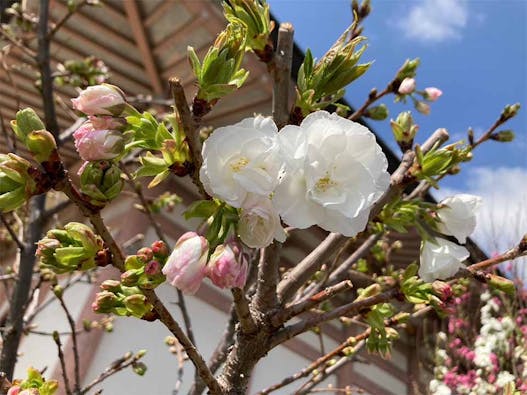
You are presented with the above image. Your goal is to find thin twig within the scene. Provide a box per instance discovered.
[80,352,143,395]
[258,332,368,395]
[271,280,353,327]
[271,288,398,347]
[48,0,89,38]
[348,87,391,121]
[55,289,81,393]
[53,332,72,395]
[271,22,294,128]
[0,214,25,251]
[169,77,206,197]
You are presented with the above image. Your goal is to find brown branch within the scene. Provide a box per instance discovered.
[142,289,222,394]
[271,22,294,128]
[169,77,207,197]
[36,0,59,138]
[253,242,281,313]
[0,195,46,380]
[271,288,398,348]
[271,280,353,327]
[120,164,197,347]
[325,233,381,288]
[53,331,72,395]
[231,288,257,334]
[466,237,527,273]
[348,87,391,121]
[277,233,346,305]
[258,331,368,395]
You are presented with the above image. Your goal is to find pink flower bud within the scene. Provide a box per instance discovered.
[7,386,21,395]
[73,121,124,161]
[72,84,126,116]
[415,101,431,115]
[162,232,208,295]
[398,77,416,94]
[423,87,442,101]
[207,242,248,289]
[89,115,126,130]
[145,260,161,276]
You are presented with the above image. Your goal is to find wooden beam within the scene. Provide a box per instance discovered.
[123,1,164,94]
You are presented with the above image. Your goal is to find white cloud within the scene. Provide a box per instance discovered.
[397,0,469,43]
[434,166,527,278]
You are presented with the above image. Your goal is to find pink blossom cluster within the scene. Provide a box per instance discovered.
[430,285,527,394]
[162,232,248,295]
[397,77,442,116]
[71,84,127,163]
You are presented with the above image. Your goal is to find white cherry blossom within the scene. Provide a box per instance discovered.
[419,238,469,282]
[200,116,283,208]
[273,110,390,237]
[238,194,286,248]
[437,194,482,243]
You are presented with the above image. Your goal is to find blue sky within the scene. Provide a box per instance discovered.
[269,0,526,265]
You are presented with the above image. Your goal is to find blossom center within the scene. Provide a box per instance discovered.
[314,174,337,192]
[229,157,249,173]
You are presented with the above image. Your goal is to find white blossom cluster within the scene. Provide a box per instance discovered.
[419,194,482,282]
[200,111,390,248]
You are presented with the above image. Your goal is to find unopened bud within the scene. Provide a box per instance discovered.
[500,103,520,121]
[121,269,141,286]
[398,77,416,95]
[25,130,57,163]
[12,108,46,141]
[92,291,119,313]
[356,283,381,301]
[100,279,121,292]
[396,58,420,80]
[423,87,442,102]
[365,104,389,120]
[132,361,147,376]
[144,260,161,276]
[137,247,154,263]
[123,293,151,318]
[415,101,430,115]
[488,274,516,296]
[431,281,453,301]
[490,130,515,142]
[53,285,64,298]
[151,240,169,258]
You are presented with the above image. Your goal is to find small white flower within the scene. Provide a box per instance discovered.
[419,238,469,282]
[200,116,283,208]
[238,194,286,249]
[437,194,482,243]
[273,111,390,237]
[429,379,451,395]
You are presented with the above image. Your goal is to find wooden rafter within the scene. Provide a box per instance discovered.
[123,1,163,95]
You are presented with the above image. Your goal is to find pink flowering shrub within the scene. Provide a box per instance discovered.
[430,279,527,394]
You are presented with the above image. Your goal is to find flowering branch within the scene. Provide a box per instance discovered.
[271,22,294,128]
[121,164,196,346]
